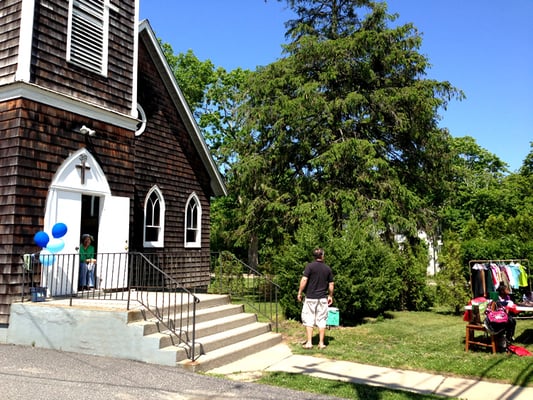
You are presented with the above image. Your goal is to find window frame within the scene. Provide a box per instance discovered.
[184,193,202,248]
[143,186,165,248]
[135,104,147,136]
[66,0,110,75]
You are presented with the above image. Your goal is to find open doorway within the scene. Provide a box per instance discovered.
[81,195,100,253]
[44,148,130,296]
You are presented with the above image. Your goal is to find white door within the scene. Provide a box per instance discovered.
[96,196,130,290]
[43,189,82,296]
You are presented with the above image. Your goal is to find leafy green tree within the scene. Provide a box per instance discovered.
[160,44,216,111]
[520,142,533,177]
[159,41,266,266]
[235,0,461,315]
[434,233,470,314]
[160,42,252,174]
[439,137,533,265]
[208,0,462,315]
[439,136,509,231]
[276,200,431,321]
[280,0,373,40]
[245,1,460,243]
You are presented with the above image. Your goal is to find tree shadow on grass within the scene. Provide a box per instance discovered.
[341,311,397,327]
[515,328,533,344]
[262,371,449,400]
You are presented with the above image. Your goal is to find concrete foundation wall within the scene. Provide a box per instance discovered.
[6,303,178,366]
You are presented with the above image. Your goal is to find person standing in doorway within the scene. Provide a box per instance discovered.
[79,234,96,290]
[297,248,334,349]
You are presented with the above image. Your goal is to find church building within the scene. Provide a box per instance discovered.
[0,0,226,326]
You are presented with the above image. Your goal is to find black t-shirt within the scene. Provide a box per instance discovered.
[302,261,333,299]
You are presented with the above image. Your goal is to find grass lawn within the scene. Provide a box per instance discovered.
[282,311,533,384]
[254,310,533,399]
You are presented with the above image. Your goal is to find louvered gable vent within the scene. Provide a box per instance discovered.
[67,0,108,75]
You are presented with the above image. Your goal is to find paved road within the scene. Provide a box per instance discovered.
[0,344,342,400]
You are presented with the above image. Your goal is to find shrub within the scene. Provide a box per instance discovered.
[275,204,429,322]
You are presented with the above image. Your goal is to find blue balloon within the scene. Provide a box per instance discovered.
[47,238,65,253]
[51,222,68,239]
[39,249,55,267]
[34,231,50,248]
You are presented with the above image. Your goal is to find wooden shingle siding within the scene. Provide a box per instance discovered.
[157,252,212,289]
[0,0,21,84]
[134,41,213,289]
[0,98,136,324]
[1,2,221,323]
[30,0,136,115]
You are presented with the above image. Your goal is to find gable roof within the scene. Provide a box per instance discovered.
[138,20,227,197]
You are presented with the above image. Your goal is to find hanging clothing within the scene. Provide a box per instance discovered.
[471,264,488,298]
[517,263,529,287]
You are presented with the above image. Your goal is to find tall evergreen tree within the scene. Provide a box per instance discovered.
[230,0,463,315]
[245,1,461,244]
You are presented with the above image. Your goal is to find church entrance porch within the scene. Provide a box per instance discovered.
[42,148,130,296]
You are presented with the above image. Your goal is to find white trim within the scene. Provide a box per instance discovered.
[184,192,202,248]
[143,186,165,248]
[131,0,140,115]
[101,0,111,76]
[104,0,119,13]
[66,0,75,66]
[67,0,108,76]
[15,0,36,82]
[49,148,111,195]
[0,81,138,129]
[135,103,147,136]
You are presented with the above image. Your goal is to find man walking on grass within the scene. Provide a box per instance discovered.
[297,248,334,349]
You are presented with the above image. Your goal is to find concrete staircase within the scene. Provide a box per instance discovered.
[6,293,282,372]
[132,294,283,371]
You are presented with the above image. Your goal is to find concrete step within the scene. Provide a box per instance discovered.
[179,331,283,372]
[194,320,273,354]
[155,320,276,364]
[144,312,261,349]
[194,312,258,339]
[138,303,245,336]
[152,322,281,365]
[207,342,293,375]
[135,293,231,322]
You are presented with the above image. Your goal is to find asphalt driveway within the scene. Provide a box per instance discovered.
[0,344,341,400]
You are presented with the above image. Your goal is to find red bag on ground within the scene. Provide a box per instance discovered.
[508,345,532,356]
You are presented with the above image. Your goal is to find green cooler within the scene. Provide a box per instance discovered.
[327,307,339,326]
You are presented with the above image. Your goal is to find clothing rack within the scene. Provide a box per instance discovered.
[469,259,530,299]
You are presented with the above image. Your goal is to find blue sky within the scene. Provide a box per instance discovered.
[140,0,532,172]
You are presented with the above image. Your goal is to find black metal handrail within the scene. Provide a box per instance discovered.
[129,252,201,361]
[20,251,201,361]
[210,251,280,332]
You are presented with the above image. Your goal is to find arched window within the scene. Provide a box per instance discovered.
[185,193,201,248]
[144,186,165,247]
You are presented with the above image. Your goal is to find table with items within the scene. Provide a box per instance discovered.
[464,259,532,353]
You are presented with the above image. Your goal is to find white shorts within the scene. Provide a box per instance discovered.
[301,298,329,328]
